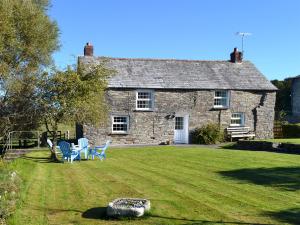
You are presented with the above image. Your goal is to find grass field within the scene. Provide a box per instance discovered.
[6,146,300,225]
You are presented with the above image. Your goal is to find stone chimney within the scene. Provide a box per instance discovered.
[84,42,93,56]
[230,47,243,63]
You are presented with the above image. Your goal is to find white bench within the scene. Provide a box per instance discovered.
[226,126,255,142]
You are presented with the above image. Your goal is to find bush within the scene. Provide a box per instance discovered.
[0,162,21,221]
[191,123,224,144]
[282,124,300,138]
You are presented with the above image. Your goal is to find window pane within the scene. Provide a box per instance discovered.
[137,100,151,109]
[114,117,127,123]
[232,113,240,118]
[214,98,221,106]
[112,116,128,132]
[231,119,241,124]
[138,92,151,99]
[220,98,227,106]
[214,90,228,107]
[215,91,227,97]
[136,91,153,109]
[214,98,227,106]
[231,113,244,126]
[113,124,127,131]
[175,117,184,130]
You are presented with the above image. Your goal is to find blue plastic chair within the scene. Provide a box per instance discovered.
[58,141,80,163]
[77,138,90,159]
[89,140,111,160]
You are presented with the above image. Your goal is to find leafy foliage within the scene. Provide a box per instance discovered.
[38,63,114,158]
[0,0,59,77]
[0,163,21,220]
[271,79,292,116]
[0,0,59,136]
[282,124,300,138]
[191,123,224,144]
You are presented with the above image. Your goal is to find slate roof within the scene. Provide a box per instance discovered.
[79,56,277,91]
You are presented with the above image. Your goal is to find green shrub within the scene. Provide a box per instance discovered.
[191,123,224,144]
[0,162,21,221]
[282,124,300,138]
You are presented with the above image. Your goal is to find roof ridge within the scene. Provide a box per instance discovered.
[83,56,251,63]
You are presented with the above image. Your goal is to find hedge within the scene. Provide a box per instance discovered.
[282,124,300,138]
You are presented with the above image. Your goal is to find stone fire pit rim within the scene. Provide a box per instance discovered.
[107,197,151,218]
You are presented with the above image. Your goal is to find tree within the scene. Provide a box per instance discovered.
[38,63,114,160]
[0,0,59,136]
[271,79,292,119]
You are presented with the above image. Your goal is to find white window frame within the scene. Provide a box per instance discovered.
[136,89,154,111]
[111,116,129,134]
[214,90,230,108]
[230,112,245,127]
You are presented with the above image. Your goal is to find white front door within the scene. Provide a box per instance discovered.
[174,115,189,144]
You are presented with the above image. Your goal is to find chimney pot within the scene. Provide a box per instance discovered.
[230,47,242,63]
[84,42,94,56]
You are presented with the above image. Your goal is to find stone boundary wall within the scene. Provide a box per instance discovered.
[235,140,300,154]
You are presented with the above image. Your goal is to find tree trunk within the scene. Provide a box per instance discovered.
[51,131,59,161]
[45,119,59,161]
[50,147,58,161]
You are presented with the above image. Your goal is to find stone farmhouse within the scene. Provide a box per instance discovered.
[78,43,277,145]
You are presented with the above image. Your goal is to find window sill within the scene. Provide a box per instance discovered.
[212,106,229,110]
[111,132,128,135]
[134,109,154,112]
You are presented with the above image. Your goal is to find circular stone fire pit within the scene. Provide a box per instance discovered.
[107,198,151,217]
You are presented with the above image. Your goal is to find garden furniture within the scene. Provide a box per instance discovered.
[89,140,111,160]
[58,141,80,163]
[77,138,90,159]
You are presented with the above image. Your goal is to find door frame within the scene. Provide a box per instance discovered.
[173,114,189,144]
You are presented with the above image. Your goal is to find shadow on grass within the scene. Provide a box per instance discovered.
[82,207,151,221]
[20,155,58,163]
[220,142,300,155]
[81,208,270,225]
[263,208,300,225]
[20,155,88,164]
[82,207,108,219]
[220,143,238,149]
[219,167,300,191]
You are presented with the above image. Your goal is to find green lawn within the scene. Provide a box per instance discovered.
[7,146,300,225]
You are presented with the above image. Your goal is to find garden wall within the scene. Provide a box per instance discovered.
[235,140,300,154]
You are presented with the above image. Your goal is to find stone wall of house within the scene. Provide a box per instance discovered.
[83,89,276,145]
[253,92,276,139]
[292,78,300,117]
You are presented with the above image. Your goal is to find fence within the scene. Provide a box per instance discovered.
[8,131,40,150]
[1,129,76,157]
[273,121,283,138]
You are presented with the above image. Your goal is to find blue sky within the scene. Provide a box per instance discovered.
[49,0,300,80]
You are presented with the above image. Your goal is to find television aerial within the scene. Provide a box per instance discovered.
[236,32,252,54]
